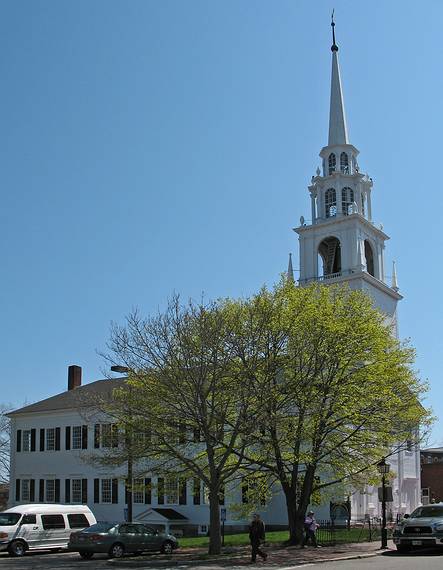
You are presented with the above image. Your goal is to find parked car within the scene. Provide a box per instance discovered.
[68,522,179,559]
[0,504,96,557]
[393,503,443,552]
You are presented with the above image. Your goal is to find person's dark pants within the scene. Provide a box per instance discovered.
[251,539,267,561]
[302,529,318,547]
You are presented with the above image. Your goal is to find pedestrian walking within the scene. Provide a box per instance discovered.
[249,513,268,563]
[301,510,320,548]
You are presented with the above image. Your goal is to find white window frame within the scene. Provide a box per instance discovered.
[133,478,144,504]
[22,430,31,452]
[165,478,179,505]
[21,479,30,501]
[101,479,112,503]
[71,479,82,503]
[72,426,82,450]
[46,428,55,451]
[46,479,55,502]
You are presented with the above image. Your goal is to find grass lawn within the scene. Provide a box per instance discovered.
[179,527,383,548]
[180,530,289,548]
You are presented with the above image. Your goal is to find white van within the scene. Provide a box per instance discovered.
[0,504,96,557]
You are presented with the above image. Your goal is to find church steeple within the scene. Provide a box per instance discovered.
[328,15,349,146]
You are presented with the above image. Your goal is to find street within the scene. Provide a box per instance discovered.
[0,548,443,570]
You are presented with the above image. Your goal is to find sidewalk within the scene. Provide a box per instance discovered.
[108,540,395,569]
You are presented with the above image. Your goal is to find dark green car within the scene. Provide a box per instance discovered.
[68,522,179,559]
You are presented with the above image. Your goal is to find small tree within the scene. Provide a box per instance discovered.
[103,296,254,555]
[0,405,11,484]
[226,281,431,544]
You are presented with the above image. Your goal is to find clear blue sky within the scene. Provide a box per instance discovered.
[1,1,442,442]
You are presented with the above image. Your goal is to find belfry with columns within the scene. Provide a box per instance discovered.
[290,19,420,520]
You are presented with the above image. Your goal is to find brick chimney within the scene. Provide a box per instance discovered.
[68,365,82,391]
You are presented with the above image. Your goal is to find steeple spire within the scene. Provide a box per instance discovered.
[328,13,349,146]
[287,253,295,283]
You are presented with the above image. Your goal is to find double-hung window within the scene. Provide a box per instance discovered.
[72,427,82,450]
[46,480,55,502]
[101,479,112,503]
[46,428,55,451]
[22,430,31,452]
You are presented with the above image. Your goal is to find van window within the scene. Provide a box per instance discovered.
[41,515,65,529]
[0,513,21,526]
[67,514,90,529]
[21,514,37,525]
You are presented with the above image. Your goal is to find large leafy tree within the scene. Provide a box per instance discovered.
[226,281,431,544]
[103,297,254,555]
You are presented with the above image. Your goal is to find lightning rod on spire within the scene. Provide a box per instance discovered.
[331,10,338,52]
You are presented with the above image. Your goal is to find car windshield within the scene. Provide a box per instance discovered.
[410,506,443,518]
[0,513,21,526]
[82,523,116,533]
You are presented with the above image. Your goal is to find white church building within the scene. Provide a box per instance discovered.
[8,22,421,530]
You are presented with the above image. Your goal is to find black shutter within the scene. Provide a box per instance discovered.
[65,427,71,451]
[94,424,100,448]
[55,479,60,502]
[157,477,164,505]
[112,479,119,504]
[30,429,36,452]
[39,479,45,502]
[193,478,201,505]
[94,479,100,503]
[82,426,88,449]
[55,428,61,451]
[65,479,70,503]
[30,479,35,502]
[81,479,88,504]
[15,479,20,501]
[16,430,21,453]
[144,478,151,504]
[40,429,45,452]
[179,478,187,505]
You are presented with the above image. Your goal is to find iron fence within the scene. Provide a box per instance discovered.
[315,518,387,546]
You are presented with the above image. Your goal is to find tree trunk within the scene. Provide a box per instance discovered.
[208,489,222,555]
[284,488,306,545]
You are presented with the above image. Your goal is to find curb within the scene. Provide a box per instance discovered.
[107,549,389,568]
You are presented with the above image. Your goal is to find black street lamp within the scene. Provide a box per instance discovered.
[377,458,390,549]
[110,365,133,523]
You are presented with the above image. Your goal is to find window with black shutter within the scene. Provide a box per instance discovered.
[81,479,88,504]
[111,479,118,504]
[30,429,36,452]
[55,479,60,502]
[65,479,71,503]
[144,478,151,504]
[179,479,187,505]
[82,425,88,449]
[94,425,100,448]
[39,479,44,502]
[55,428,61,451]
[15,479,20,501]
[39,429,45,452]
[157,478,164,505]
[94,479,99,503]
[30,479,35,502]
[16,430,22,453]
[65,427,71,451]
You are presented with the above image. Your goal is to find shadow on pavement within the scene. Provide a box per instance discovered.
[382,547,443,557]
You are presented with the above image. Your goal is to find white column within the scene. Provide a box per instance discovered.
[310,193,316,223]
[367,189,373,221]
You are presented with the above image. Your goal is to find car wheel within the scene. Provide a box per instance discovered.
[8,540,27,557]
[109,543,125,558]
[79,551,94,559]
[161,541,174,554]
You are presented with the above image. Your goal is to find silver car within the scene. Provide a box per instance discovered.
[393,504,443,552]
[68,522,179,559]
